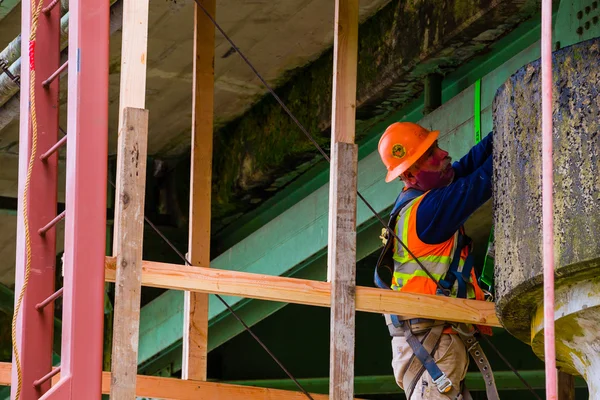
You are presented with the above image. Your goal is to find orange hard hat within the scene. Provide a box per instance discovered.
[378,122,439,183]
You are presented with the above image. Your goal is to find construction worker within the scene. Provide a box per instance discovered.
[375,122,498,400]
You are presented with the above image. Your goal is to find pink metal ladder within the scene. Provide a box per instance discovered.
[11,0,109,398]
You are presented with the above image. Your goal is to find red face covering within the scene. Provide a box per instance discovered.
[412,164,455,191]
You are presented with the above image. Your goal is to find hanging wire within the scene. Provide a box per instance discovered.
[479,335,543,400]
[108,179,315,400]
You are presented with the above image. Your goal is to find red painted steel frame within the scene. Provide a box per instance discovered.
[12,0,60,397]
[39,0,110,398]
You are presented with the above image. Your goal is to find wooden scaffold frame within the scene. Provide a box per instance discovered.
[3,0,505,399]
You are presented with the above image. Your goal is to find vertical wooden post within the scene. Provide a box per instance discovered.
[117,0,150,129]
[328,0,359,398]
[110,0,149,396]
[182,0,215,382]
[558,371,575,400]
[110,107,149,399]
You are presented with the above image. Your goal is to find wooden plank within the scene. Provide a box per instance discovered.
[558,371,575,400]
[328,143,358,399]
[182,0,215,382]
[110,107,149,399]
[0,362,9,387]
[104,257,501,327]
[330,0,359,145]
[329,0,359,397]
[0,363,348,400]
[117,0,149,128]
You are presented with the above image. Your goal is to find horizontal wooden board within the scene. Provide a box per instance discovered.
[105,257,500,327]
[0,363,346,399]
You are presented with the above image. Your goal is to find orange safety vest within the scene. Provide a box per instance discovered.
[392,194,485,299]
[392,193,489,334]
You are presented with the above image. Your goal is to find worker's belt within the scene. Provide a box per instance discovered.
[385,314,446,336]
[387,315,500,400]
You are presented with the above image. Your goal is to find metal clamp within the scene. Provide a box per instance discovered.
[0,58,21,86]
[433,373,453,393]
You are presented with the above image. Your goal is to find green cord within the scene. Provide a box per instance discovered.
[474,79,481,144]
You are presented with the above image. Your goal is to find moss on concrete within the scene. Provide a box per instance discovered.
[493,38,600,342]
[495,258,600,343]
[209,0,540,225]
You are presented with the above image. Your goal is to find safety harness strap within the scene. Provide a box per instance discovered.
[402,323,444,398]
[461,386,474,400]
[374,188,424,291]
[401,323,500,400]
[398,320,463,400]
[438,232,474,298]
[454,324,500,400]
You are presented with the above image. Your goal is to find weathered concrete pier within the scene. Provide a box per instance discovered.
[493,37,600,397]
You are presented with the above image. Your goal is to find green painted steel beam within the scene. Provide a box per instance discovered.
[224,371,587,395]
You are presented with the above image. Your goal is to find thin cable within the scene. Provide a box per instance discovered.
[479,334,543,400]
[194,0,446,294]
[108,180,315,400]
[194,2,543,394]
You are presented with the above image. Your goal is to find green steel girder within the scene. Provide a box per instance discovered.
[223,371,587,395]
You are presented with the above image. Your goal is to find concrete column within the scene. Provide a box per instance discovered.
[493,37,600,398]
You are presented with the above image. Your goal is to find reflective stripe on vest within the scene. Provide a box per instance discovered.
[391,194,479,299]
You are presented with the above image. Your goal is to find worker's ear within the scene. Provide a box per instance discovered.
[401,170,418,186]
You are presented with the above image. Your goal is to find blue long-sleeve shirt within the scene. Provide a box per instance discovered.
[416,132,493,244]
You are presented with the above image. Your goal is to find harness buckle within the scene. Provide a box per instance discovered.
[379,228,389,245]
[433,373,453,393]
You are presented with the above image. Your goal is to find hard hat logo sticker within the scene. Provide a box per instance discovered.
[392,144,406,159]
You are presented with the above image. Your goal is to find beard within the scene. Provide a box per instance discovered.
[413,165,455,191]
